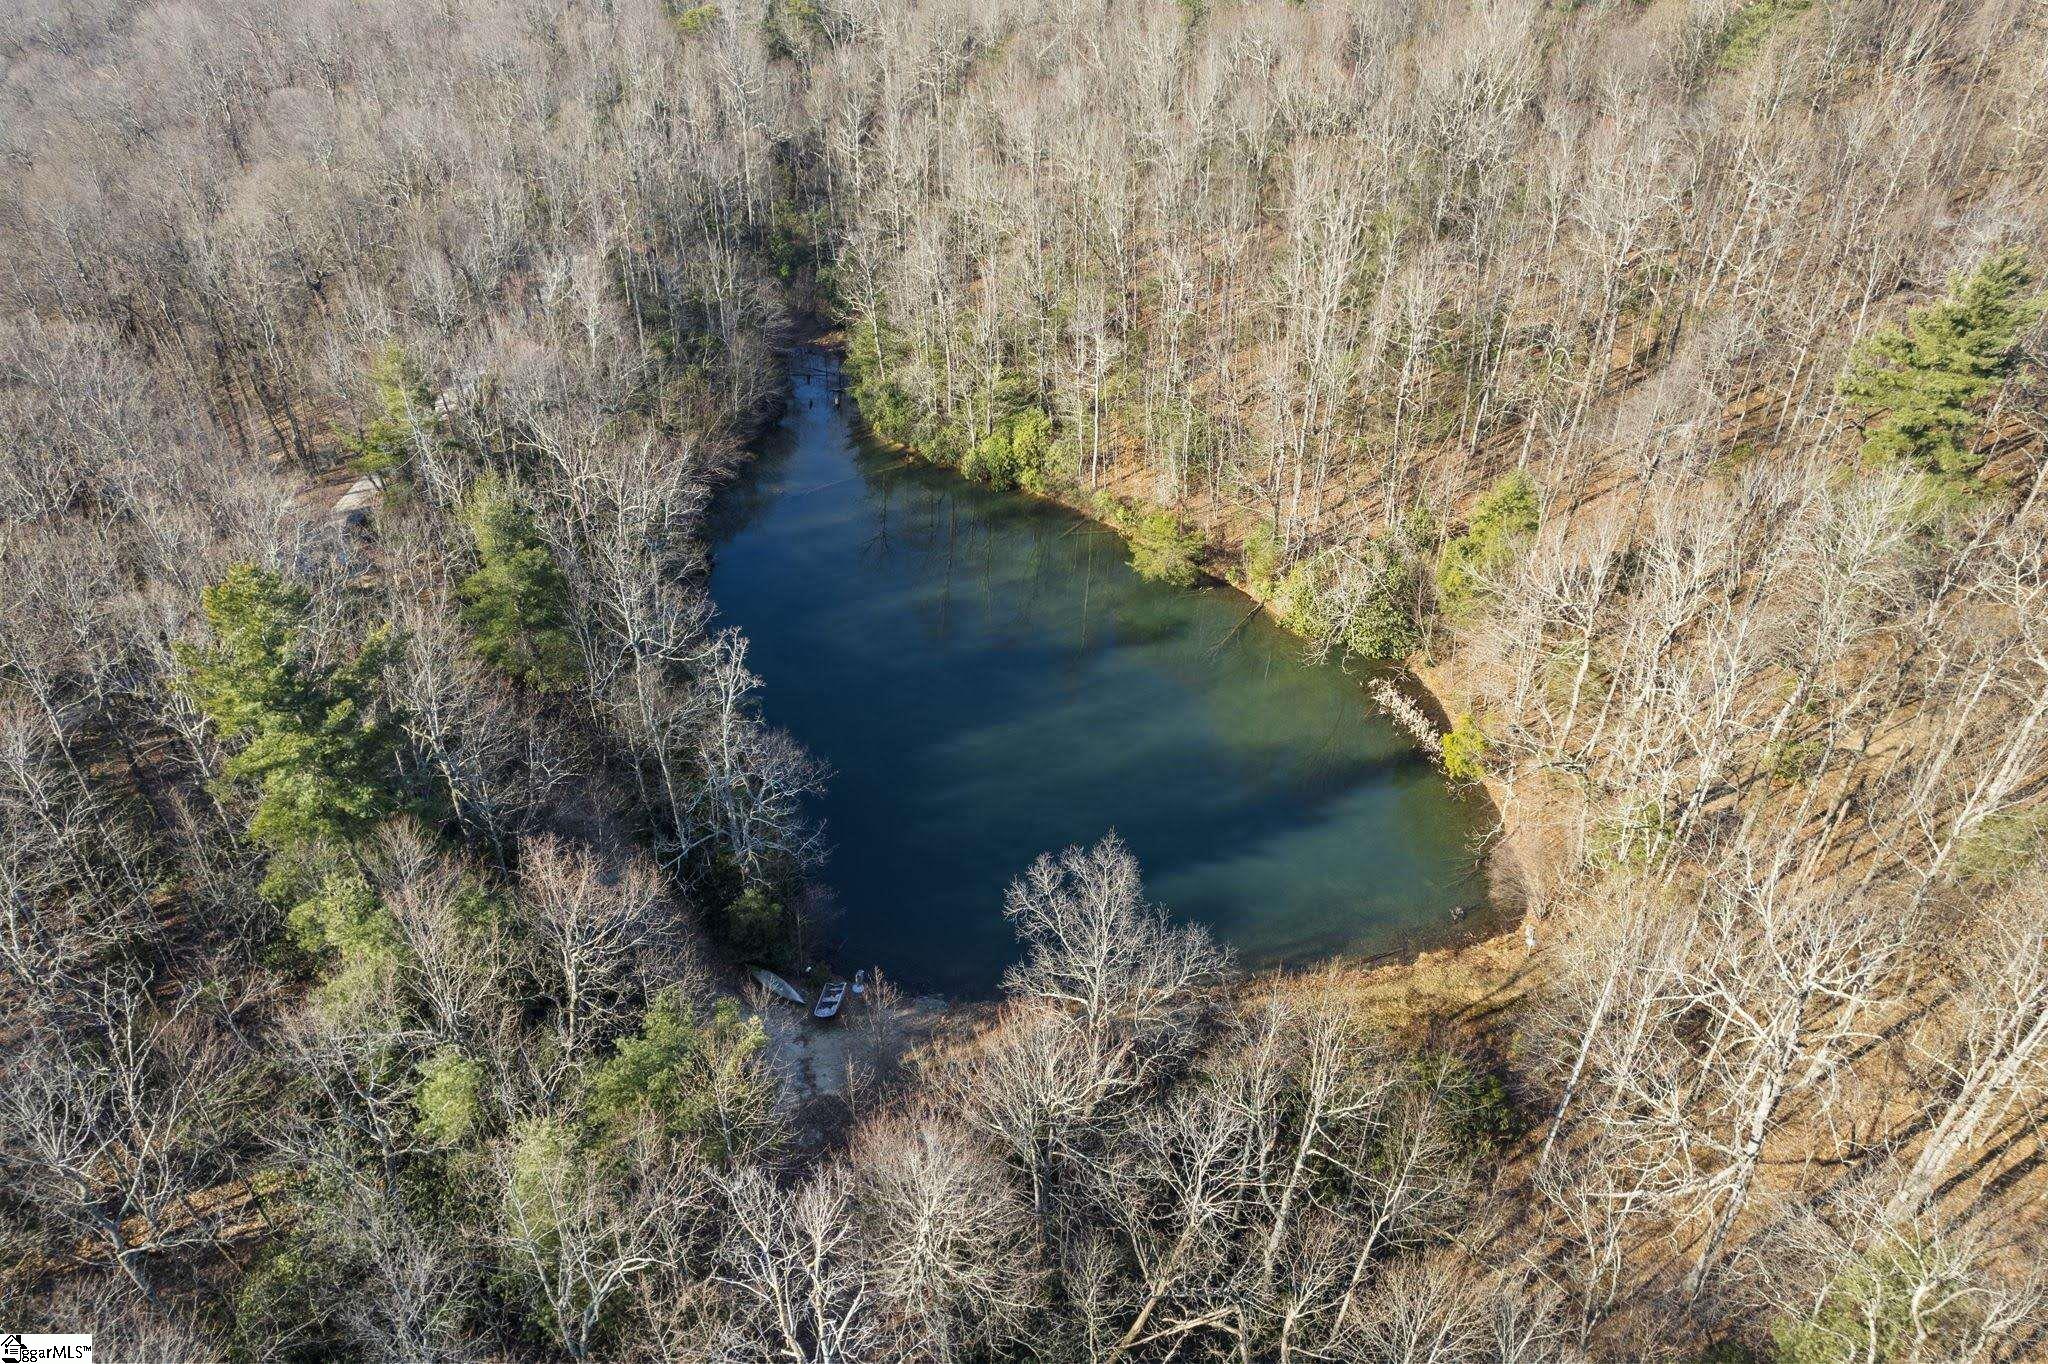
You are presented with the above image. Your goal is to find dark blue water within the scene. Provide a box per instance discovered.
[707,352,1490,997]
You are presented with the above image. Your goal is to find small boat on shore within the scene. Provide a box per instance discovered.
[750,968,807,1005]
[813,980,848,1020]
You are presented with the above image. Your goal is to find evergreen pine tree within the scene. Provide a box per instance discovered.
[176,564,399,850]
[587,990,773,1158]
[346,344,439,476]
[1838,248,2042,479]
[1436,469,1539,618]
[457,476,584,692]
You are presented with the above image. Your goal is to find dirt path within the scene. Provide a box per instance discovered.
[759,987,953,1114]
[763,1010,853,1098]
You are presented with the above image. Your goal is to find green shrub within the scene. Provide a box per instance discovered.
[962,405,1056,491]
[1954,806,2048,885]
[416,1047,486,1146]
[1275,545,1421,662]
[504,1117,575,1243]
[588,992,774,1159]
[276,865,400,1016]
[1275,560,1335,640]
[1243,522,1281,599]
[856,381,920,448]
[1715,0,1814,69]
[668,2,717,37]
[1762,733,1826,784]
[1440,713,1489,782]
[723,884,789,958]
[1771,1240,1987,1364]
[1590,798,1675,871]
[1409,1051,1522,1156]
[1339,544,1422,662]
[1436,471,1539,618]
[762,0,824,57]
[234,1240,351,1364]
[766,204,823,281]
[843,327,918,445]
[1127,510,1205,587]
[284,867,392,961]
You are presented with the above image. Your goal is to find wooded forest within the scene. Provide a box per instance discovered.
[2,0,2046,1359]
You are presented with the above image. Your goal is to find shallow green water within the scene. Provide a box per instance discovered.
[706,352,1491,997]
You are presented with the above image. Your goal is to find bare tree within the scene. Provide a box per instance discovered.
[515,835,665,1072]
[714,1163,884,1363]
[0,979,238,1302]
[1751,1191,2048,1364]
[375,822,517,1050]
[671,629,828,884]
[1079,1083,1258,1361]
[1889,881,2048,1218]
[330,1203,486,1364]
[1000,831,1228,1076]
[497,1119,706,1363]
[42,1272,232,1364]
[851,1111,1040,1359]
[1669,854,1914,1293]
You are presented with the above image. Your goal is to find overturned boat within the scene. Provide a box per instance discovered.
[750,968,807,1005]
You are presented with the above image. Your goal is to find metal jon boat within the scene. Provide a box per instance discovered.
[812,980,848,1020]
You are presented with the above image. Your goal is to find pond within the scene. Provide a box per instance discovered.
[707,350,1493,998]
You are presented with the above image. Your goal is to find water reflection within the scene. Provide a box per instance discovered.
[707,350,1491,996]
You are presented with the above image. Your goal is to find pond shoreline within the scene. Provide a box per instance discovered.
[735,333,1533,992]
